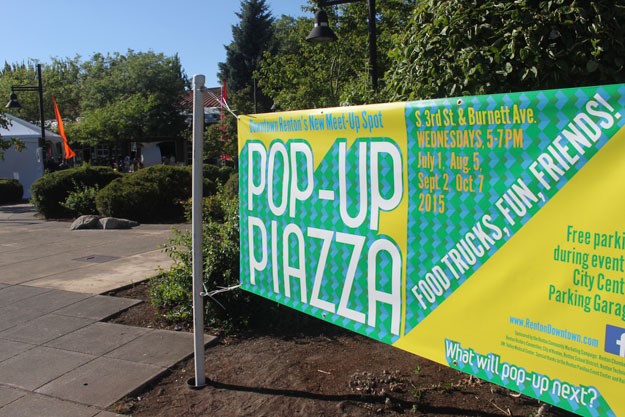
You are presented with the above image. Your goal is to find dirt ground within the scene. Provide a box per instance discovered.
[106,282,577,417]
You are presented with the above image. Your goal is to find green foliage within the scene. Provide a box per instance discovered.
[151,186,320,332]
[45,56,83,120]
[258,1,416,109]
[61,182,99,216]
[30,165,121,218]
[0,178,23,204]
[96,165,191,223]
[150,190,248,328]
[218,0,275,112]
[201,164,235,195]
[1,63,45,123]
[0,60,80,155]
[257,15,345,109]
[0,58,81,123]
[149,265,193,322]
[94,163,234,223]
[204,119,237,164]
[223,173,239,197]
[383,1,625,101]
[68,50,188,145]
[0,52,187,147]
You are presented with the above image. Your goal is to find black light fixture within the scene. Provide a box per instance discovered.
[5,63,46,169]
[6,92,22,109]
[306,0,377,90]
[305,9,338,43]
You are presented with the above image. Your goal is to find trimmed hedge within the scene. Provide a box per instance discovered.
[96,164,236,223]
[96,165,192,223]
[223,173,238,197]
[198,164,235,196]
[0,179,24,204]
[31,166,121,219]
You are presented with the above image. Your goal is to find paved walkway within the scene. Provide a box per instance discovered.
[0,204,214,417]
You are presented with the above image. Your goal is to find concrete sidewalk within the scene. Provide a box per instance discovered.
[0,204,214,417]
[0,204,179,293]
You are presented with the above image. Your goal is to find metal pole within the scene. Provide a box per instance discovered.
[36,64,46,172]
[367,0,378,90]
[191,74,206,388]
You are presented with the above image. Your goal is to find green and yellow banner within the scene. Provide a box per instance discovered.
[238,84,625,416]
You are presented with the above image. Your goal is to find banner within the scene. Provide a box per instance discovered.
[238,84,625,416]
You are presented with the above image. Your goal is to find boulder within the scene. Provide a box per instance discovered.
[98,217,140,230]
[70,215,102,230]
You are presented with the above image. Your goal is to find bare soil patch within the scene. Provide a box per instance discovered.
[107,282,577,417]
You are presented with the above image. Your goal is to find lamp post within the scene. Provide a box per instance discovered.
[306,0,378,90]
[5,63,46,171]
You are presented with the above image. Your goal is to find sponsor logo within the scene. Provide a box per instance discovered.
[604,324,625,357]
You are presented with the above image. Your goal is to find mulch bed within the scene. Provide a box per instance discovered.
[105,282,577,417]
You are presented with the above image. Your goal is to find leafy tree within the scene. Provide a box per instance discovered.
[0,62,45,123]
[218,0,275,113]
[0,59,81,123]
[68,50,188,145]
[257,15,345,110]
[0,58,81,159]
[258,0,416,110]
[45,56,82,120]
[383,0,625,101]
[0,65,26,159]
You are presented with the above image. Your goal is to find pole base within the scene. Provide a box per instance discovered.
[186,377,208,390]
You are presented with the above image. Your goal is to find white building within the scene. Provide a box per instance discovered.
[0,114,63,199]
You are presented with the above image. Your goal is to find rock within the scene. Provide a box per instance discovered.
[70,215,139,230]
[70,215,102,230]
[98,217,140,230]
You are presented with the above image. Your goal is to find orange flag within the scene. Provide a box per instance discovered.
[52,96,76,159]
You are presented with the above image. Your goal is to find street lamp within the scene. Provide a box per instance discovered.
[306,0,378,90]
[5,63,46,170]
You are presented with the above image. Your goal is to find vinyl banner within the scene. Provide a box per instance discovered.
[238,84,625,417]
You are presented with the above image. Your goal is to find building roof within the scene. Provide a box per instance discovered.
[0,113,62,143]
[178,87,224,110]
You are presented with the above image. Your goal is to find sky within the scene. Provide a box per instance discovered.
[2,0,310,87]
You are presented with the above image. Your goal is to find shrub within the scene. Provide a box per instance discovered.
[151,188,320,332]
[203,164,234,185]
[0,179,23,204]
[384,1,625,100]
[190,164,235,196]
[150,187,331,332]
[96,165,191,223]
[223,173,239,197]
[30,165,121,219]
[150,190,246,328]
[61,182,99,216]
[96,164,236,224]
